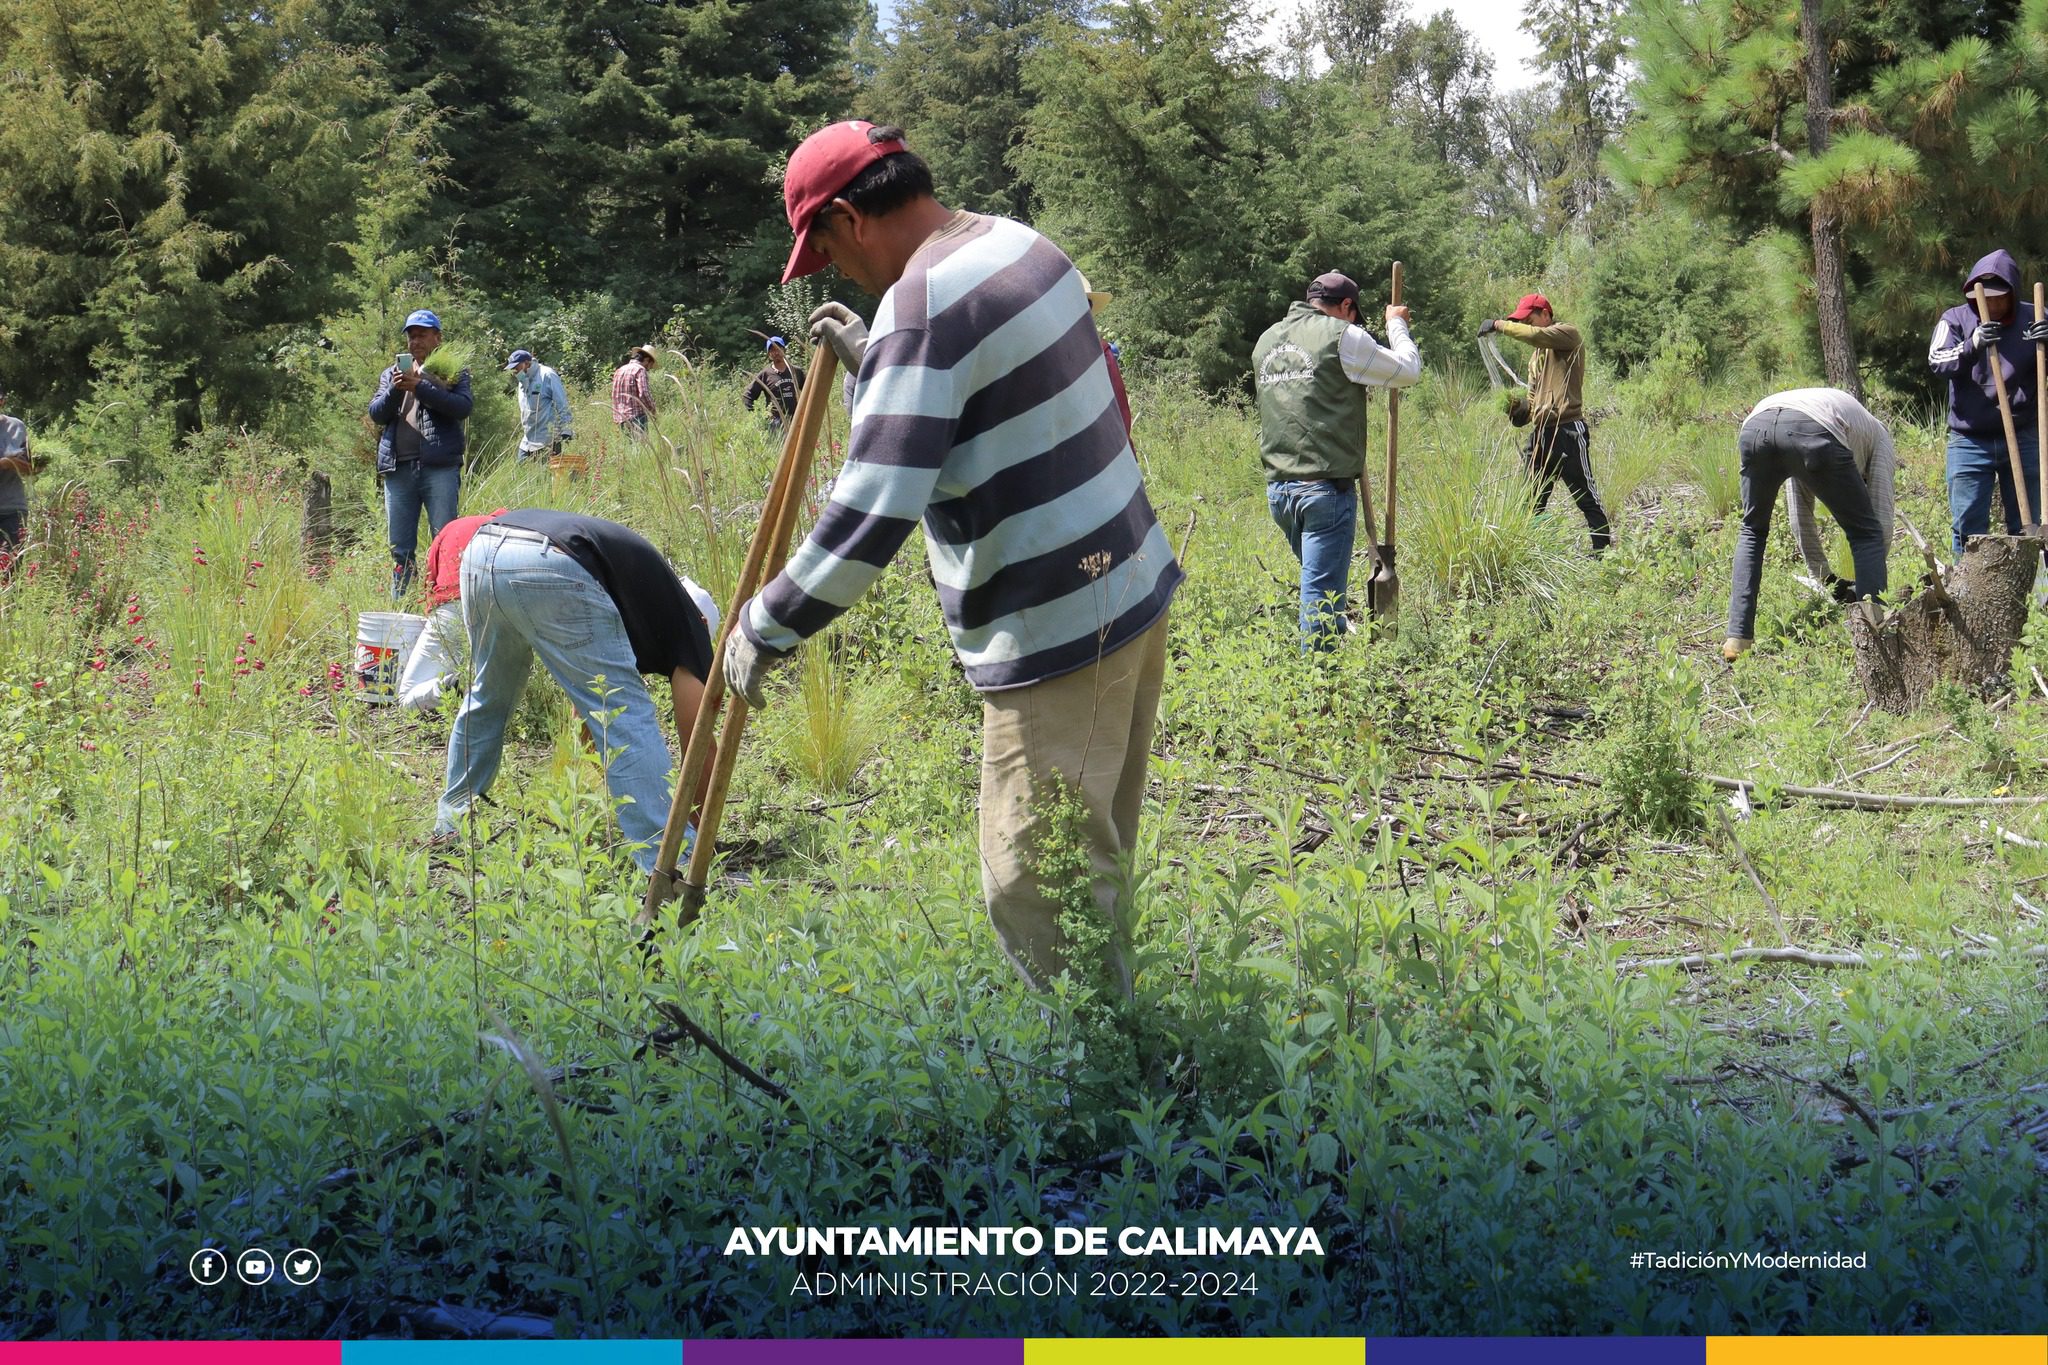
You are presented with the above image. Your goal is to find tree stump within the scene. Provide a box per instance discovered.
[302,470,335,576]
[1850,534,2040,713]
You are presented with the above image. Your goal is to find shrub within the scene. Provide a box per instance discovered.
[1600,650,1705,833]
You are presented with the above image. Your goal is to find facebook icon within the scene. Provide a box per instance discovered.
[188,1247,227,1285]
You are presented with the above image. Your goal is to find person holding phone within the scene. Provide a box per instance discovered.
[368,309,472,599]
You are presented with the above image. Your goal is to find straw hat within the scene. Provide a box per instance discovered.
[631,343,659,365]
[1078,272,1111,313]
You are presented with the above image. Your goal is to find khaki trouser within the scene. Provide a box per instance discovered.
[978,613,1170,994]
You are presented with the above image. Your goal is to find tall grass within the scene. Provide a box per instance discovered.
[764,632,895,794]
[1401,410,1589,608]
[1686,433,1742,518]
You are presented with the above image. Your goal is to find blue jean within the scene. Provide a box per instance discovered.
[1947,428,2041,556]
[384,461,462,598]
[1268,479,1357,651]
[434,525,688,872]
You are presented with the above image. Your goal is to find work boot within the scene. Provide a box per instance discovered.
[1721,636,1752,662]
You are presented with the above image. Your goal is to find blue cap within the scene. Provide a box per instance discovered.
[503,349,534,370]
[765,336,787,352]
[403,309,442,332]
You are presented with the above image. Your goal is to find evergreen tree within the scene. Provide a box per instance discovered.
[1019,0,1466,390]
[867,0,1088,220]
[538,0,860,349]
[0,0,401,435]
[1616,0,2048,394]
[1520,0,1627,227]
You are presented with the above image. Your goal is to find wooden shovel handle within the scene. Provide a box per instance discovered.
[2036,281,2046,528]
[1385,261,1403,548]
[642,347,840,922]
[1972,282,2034,527]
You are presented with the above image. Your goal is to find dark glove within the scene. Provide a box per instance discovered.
[1477,319,1498,338]
[1971,320,2004,350]
[1824,573,1859,605]
[2026,320,2048,345]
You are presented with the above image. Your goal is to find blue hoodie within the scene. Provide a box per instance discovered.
[1929,249,2037,436]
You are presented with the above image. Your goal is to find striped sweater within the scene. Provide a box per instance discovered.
[741,212,1182,691]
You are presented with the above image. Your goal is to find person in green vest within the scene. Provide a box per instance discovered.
[1253,271,1422,650]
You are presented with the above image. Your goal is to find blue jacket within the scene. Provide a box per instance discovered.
[1930,249,2037,436]
[368,366,473,473]
[515,363,573,450]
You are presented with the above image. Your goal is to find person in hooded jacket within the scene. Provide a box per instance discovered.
[1929,249,2048,556]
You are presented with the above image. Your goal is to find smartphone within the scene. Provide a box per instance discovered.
[395,352,416,374]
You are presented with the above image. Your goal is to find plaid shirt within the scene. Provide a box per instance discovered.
[611,361,653,424]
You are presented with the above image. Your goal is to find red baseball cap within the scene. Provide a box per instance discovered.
[1507,292,1552,321]
[782,121,909,283]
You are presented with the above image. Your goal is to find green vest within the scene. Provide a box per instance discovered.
[1253,302,1366,482]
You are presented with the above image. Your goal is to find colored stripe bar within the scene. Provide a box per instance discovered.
[342,1346,679,1365]
[1707,1337,2048,1364]
[691,1345,1021,1365]
[1367,1340,1705,1365]
[0,1349,341,1365]
[1026,1341,1363,1365]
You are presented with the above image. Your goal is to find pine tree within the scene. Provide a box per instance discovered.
[0,0,402,433]
[1521,0,1627,225]
[1617,0,2048,394]
[866,0,1089,220]
[1018,0,1466,389]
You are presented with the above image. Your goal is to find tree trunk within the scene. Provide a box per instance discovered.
[302,470,334,577]
[1850,536,2040,714]
[1799,0,1860,398]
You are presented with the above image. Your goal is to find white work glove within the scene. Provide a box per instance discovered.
[809,302,869,374]
[1971,320,2004,350]
[722,623,795,709]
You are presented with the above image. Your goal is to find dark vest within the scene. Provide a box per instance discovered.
[1253,302,1366,482]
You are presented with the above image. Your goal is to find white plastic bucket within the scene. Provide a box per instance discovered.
[355,611,425,703]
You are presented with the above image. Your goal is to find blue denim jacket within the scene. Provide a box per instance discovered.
[368,366,474,473]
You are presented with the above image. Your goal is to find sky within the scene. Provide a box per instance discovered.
[1427,0,1544,91]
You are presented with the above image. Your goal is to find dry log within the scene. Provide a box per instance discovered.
[1851,533,2041,713]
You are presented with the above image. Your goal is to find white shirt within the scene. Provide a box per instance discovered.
[1747,387,1897,580]
[1338,317,1422,389]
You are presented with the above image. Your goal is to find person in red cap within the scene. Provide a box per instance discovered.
[722,121,1183,998]
[1480,293,1610,552]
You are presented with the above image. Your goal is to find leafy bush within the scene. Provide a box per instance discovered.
[1599,649,1705,833]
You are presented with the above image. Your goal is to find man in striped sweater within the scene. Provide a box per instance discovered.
[725,122,1183,995]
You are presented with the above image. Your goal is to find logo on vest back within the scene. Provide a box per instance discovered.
[1258,342,1316,388]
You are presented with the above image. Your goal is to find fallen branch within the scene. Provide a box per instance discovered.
[1692,772,2048,812]
[649,1001,791,1102]
[1713,804,1790,945]
[1619,942,2048,971]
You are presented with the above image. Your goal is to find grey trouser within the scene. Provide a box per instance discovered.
[1727,409,1886,640]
